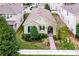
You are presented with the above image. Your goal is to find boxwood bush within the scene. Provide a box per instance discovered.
[22,34,31,41]
[30,26,39,40]
[38,33,48,39]
[22,33,48,41]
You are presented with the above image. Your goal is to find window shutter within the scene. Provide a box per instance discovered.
[28,26,31,32]
[43,26,45,30]
[39,26,41,30]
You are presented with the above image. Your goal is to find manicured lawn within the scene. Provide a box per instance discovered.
[16,25,50,49]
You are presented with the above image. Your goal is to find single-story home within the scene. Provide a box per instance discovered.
[23,8,57,35]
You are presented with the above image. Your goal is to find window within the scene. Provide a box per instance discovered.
[71,28,73,32]
[10,25,13,27]
[20,17,22,22]
[30,7,33,10]
[7,15,9,19]
[67,12,69,16]
[28,26,31,33]
[10,15,12,18]
[68,20,69,24]
[39,26,45,30]
[15,23,17,28]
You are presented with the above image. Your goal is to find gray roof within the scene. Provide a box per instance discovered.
[24,8,56,25]
[62,4,79,15]
[0,3,24,15]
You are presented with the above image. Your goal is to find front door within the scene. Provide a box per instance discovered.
[48,26,53,34]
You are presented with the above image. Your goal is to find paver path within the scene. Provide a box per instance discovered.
[48,33,56,50]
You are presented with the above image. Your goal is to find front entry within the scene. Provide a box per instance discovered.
[48,26,53,34]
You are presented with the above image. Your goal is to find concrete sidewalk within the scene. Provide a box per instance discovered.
[48,33,56,49]
[18,50,79,55]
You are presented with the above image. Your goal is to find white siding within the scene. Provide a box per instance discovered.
[4,10,24,31]
[57,7,76,35]
[50,4,76,35]
[23,16,57,35]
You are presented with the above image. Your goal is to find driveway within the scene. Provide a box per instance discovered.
[48,33,56,50]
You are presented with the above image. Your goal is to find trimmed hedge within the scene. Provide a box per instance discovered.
[30,26,39,40]
[38,33,48,39]
[22,33,48,41]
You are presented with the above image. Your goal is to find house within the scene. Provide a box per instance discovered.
[49,3,77,35]
[0,3,24,31]
[23,8,57,35]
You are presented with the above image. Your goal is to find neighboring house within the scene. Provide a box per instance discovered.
[0,3,24,31]
[49,3,64,11]
[23,8,57,35]
[24,3,45,13]
[49,3,77,35]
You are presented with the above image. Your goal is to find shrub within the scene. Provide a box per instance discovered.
[0,16,19,56]
[38,33,48,39]
[52,13,58,16]
[76,23,79,38]
[22,34,31,41]
[56,26,69,41]
[22,33,48,41]
[59,38,75,50]
[30,26,39,40]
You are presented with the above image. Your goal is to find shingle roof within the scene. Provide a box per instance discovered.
[24,8,56,25]
[0,3,23,14]
[62,4,79,15]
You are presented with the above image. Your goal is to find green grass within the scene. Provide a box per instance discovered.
[16,25,50,49]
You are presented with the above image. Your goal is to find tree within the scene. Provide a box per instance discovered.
[57,26,69,41]
[23,3,33,7]
[30,26,39,40]
[0,16,19,56]
[76,23,79,38]
[45,4,51,11]
[24,13,29,20]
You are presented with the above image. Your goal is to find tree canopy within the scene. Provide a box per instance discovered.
[45,4,51,11]
[0,16,19,56]
[76,23,79,38]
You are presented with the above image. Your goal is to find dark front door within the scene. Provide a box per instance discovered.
[48,26,53,34]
